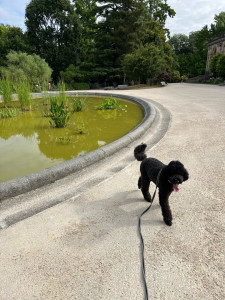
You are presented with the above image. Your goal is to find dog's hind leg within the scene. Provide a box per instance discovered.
[140,175,152,202]
[159,191,172,226]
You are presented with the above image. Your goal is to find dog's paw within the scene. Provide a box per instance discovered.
[164,219,172,226]
[145,199,152,203]
[144,196,152,202]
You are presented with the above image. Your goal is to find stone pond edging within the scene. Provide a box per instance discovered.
[0,92,156,201]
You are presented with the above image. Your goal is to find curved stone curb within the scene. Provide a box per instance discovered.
[0,92,155,201]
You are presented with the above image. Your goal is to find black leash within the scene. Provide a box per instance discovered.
[138,168,162,300]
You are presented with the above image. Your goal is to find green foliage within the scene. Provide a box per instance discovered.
[144,0,176,35]
[123,43,171,83]
[1,51,52,89]
[171,70,180,82]
[216,55,225,78]
[49,98,70,128]
[0,24,28,67]
[210,12,225,37]
[202,77,224,85]
[60,64,86,83]
[25,0,80,81]
[73,82,90,90]
[94,0,145,83]
[60,64,90,89]
[72,98,83,112]
[210,53,224,75]
[168,34,192,55]
[16,81,32,111]
[97,98,125,110]
[0,107,21,118]
[169,25,211,78]
[73,0,97,63]
[41,92,52,117]
[0,78,13,105]
[58,136,71,144]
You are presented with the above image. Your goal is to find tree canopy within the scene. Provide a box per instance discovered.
[25,0,80,81]
[1,0,225,86]
[0,25,28,66]
[1,51,52,87]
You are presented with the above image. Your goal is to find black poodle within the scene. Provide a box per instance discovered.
[134,143,189,226]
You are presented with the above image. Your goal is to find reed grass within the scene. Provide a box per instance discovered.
[16,81,31,110]
[0,78,13,106]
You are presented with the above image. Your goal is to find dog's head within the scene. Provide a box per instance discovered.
[165,161,189,192]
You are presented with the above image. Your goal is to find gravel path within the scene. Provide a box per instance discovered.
[0,83,224,300]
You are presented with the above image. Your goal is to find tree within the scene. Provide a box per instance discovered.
[93,0,145,83]
[143,0,175,37]
[169,25,211,78]
[211,12,225,37]
[0,25,28,67]
[1,51,52,88]
[73,0,97,63]
[123,44,167,83]
[25,0,80,81]
[168,34,192,55]
[123,20,173,83]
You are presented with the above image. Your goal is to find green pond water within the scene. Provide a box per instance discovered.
[0,96,143,182]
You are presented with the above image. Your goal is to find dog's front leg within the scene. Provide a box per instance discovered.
[140,177,152,202]
[159,191,172,226]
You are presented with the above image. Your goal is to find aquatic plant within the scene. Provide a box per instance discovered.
[0,107,21,118]
[72,97,83,112]
[49,98,70,128]
[97,98,125,111]
[58,136,71,144]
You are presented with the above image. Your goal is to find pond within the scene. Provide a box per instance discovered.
[0,96,144,182]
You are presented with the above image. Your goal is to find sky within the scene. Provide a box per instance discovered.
[0,0,225,37]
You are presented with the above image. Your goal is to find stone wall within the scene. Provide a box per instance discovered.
[205,34,225,72]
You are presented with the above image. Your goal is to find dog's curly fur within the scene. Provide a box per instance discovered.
[134,143,189,226]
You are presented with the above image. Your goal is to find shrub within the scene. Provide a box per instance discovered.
[182,75,188,82]
[216,55,225,78]
[73,82,90,90]
[210,53,223,75]
[1,51,52,90]
[171,71,181,82]
[157,71,172,83]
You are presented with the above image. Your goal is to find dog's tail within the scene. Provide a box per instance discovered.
[134,143,147,161]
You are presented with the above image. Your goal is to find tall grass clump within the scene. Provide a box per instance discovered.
[16,81,31,110]
[49,98,70,128]
[41,92,53,117]
[0,78,13,106]
[57,81,67,103]
[72,97,84,112]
